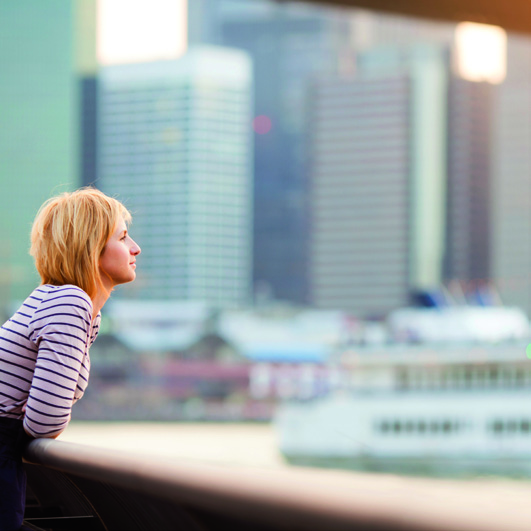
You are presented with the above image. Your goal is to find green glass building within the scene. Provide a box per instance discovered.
[0,0,81,307]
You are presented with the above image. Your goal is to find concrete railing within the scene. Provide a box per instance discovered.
[23,438,531,530]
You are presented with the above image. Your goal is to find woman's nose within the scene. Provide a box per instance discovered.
[131,240,141,255]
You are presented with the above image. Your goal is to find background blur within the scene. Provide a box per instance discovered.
[1,0,531,477]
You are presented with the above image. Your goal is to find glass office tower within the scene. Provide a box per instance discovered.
[98,47,253,307]
[309,45,449,316]
[219,6,350,305]
[0,0,79,306]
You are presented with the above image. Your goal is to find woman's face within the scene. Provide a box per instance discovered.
[99,218,141,290]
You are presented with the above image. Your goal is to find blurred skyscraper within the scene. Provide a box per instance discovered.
[191,4,523,316]
[445,77,494,286]
[308,73,412,316]
[202,4,464,309]
[309,45,450,316]
[98,48,253,307]
[492,34,531,315]
[0,0,81,305]
[77,0,98,187]
[356,20,531,316]
[215,3,351,305]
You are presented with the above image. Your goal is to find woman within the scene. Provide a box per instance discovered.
[0,188,141,530]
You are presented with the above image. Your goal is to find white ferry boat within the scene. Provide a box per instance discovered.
[275,308,531,477]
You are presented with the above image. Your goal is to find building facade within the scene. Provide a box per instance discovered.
[0,0,80,306]
[218,6,351,305]
[445,77,494,286]
[492,34,531,315]
[308,74,412,316]
[98,47,253,307]
[309,45,449,316]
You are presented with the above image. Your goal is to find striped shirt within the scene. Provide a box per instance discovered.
[0,284,100,438]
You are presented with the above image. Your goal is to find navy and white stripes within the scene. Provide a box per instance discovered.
[0,285,100,438]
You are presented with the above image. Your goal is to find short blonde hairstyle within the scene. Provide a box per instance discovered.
[30,188,131,300]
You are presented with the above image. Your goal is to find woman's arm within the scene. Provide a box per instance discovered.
[24,287,93,439]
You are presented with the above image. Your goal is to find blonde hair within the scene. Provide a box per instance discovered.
[30,188,131,300]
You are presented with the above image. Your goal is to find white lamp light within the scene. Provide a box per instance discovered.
[454,22,507,84]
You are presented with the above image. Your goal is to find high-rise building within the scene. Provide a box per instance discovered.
[445,77,494,286]
[347,10,455,51]
[208,4,455,307]
[308,74,412,316]
[218,5,351,305]
[76,0,98,187]
[98,47,253,307]
[0,0,80,305]
[492,34,531,315]
[187,0,280,46]
[309,45,449,316]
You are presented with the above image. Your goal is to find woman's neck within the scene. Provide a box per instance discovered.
[91,286,112,321]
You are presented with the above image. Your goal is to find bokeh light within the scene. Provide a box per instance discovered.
[454,22,507,84]
[253,115,272,134]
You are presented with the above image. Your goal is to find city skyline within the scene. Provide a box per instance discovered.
[0,0,530,320]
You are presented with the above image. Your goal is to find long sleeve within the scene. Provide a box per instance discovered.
[24,286,93,438]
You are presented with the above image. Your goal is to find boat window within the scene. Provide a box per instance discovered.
[506,421,517,433]
[489,419,531,435]
[492,420,504,433]
[396,369,408,390]
[378,419,463,435]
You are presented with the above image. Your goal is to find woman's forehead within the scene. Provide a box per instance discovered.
[113,218,128,233]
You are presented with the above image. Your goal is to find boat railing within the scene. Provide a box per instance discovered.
[23,437,531,530]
